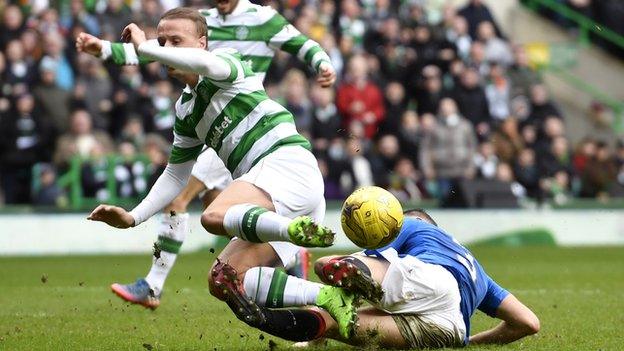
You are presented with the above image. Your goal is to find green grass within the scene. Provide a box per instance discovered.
[1,247,623,350]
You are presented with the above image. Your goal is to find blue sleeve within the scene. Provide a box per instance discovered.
[477,276,510,317]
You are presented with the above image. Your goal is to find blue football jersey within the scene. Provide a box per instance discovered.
[364,218,509,343]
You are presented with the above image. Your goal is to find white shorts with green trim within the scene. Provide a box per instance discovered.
[238,145,326,266]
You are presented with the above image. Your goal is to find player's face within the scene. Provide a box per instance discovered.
[157,18,206,79]
[214,0,238,15]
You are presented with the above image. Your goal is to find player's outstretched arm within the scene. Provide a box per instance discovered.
[120,23,233,81]
[265,13,335,87]
[76,32,152,66]
[470,294,540,345]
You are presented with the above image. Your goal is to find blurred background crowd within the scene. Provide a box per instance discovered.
[1,0,623,209]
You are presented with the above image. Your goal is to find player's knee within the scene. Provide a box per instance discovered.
[201,208,225,235]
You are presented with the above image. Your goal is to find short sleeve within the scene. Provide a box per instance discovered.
[477,276,510,317]
[169,130,204,164]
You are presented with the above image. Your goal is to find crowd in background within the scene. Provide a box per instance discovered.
[1,0,624,208]
[522,0,624,58]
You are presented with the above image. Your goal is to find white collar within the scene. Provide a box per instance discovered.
[228,0,252,17]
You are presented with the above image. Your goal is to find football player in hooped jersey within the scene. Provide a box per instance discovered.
[83,8,354,325]
[77,0,336,309]
[230,209,540,349]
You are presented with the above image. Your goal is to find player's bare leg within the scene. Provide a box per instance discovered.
[111,176,209,308]
[201,180,334,247]
[470,294,540,344]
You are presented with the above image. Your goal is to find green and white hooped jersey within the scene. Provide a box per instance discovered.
[107,1,331,81]
[170,48,311,179]
[200,2,330,80]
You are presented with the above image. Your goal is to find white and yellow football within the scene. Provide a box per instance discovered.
[341,186,404,249]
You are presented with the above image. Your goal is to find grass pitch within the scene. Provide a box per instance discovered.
[1,247,623,350]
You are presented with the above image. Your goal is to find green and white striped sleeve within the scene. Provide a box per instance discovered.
[100,40,153,66]
[170,124,204,164]
[265,13,332,73]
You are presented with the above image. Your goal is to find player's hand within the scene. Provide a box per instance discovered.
[87,205,135,228]
[76,32,103,57]
[317,61,336,88]
[121,23,147,51]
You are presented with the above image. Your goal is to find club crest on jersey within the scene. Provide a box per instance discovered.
[235,26,249,40]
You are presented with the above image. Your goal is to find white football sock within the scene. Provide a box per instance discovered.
[243,267,321,307]
[145,212,189,295]
[223,204,291,243]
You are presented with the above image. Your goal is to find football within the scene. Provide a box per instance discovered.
[341,186,404,249]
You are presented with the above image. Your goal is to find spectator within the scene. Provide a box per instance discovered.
[0,5,25,50]
[388,157,422,202]
[397,110,422,166]
[310,84,340,153]
[521,123,538,150]
[143,133,169,189]
[61,0,101,36]
[282,69,312,134]
[458,0,502,39]
[33,57,72,134]
[485,63,511,122]
[539,136,574,179]
[415,65,446,116]
[339,0,366,48]
[452,67,491,138]
[514,148,541,198]
[370,134,401,187]
[446,15,472,60]
[572,138,597,175]
[317,157,343,200]
[0,94,53,203]
[420,98,477,200]
[53,109,114,169]
[492,117,524,163]
[145,79,176,141]
[580,141,617,198]
[33,164,67,206]
[477,21,513,66]
[528,84,562,127]
[119,117,146,149]
[379,81,407,135]
[98,0,133,38]
[474,141,499,180]
[20,29,43,63]
[541,169,571,205]
[42,32,75,91]
[4,39,37,94]
[508,45,541,98]
[73,55,112,130]
[336,54,385,139]
[496,162,527,199]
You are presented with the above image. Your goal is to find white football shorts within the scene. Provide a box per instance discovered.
[371,248,466,344]
[237,145,325,267]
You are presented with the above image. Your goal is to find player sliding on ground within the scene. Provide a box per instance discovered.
[225,208,540,348]
[84,8,339,316]
[76,0,336,309]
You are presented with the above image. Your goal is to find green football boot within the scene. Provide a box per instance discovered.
[288,216,335,248]
[316,286,358,339]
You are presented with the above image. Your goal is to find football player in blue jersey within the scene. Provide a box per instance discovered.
[227,208,539,349]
